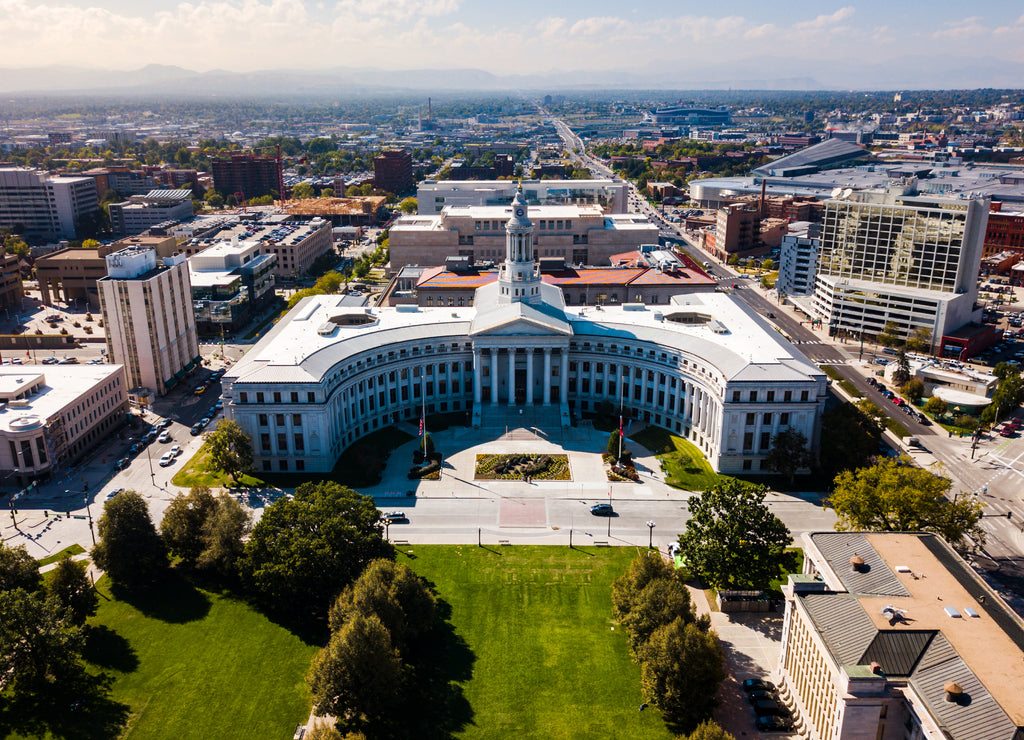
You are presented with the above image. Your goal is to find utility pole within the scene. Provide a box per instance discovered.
[646,520,656,549]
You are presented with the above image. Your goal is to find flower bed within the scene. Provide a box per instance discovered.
[475,453,571,481]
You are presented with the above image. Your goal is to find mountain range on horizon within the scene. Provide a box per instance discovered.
[1,56,1023,96]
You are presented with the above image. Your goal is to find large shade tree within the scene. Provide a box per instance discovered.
[677,480,795,590]
[91,490,168,588]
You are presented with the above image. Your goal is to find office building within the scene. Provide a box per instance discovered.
[811,191,989,353]
[98,247,200,400]
[777,222,821,297]
[189,239,277,334]
[417,179,629,214]
[181,215,332,279]
[373,149,413,195]
[0,167,99,242]
[389,203,659,274]
[779,531,1024,740]
[108,189,194,236]
[211,154,281,199]
[0,251,23,310]
[224,187,825,474]
[0,364,128,485]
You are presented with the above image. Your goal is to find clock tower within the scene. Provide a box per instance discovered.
[497,186,542,305]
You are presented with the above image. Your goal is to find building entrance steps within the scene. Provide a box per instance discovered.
[477,405,565,439]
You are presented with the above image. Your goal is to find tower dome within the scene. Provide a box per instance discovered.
[497,185,541,305]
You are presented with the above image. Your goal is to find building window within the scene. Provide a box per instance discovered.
[749,391,757,402]
[308,392,315,402]
[260,434,271,452]
[277,433,287,451]
[746,413,755,426]
[732,391,741,402]
[273,392,282,403]
[742,459,752,470]
[291,392,299,403]
[780,413,790,425]
[294,433,304,451]
[259,414,268,426]
[240,392,248,403]
[279,460,288,471]
[767,390,775,402]
[292,414,302,426]
[276,414,285,426]
[256,392,264,403]
[801,390,809,401]
[760,432,771,450]
[784,391,792,402]
[296,460,305,472]
[743,432,753,450]
[763,413,772,425]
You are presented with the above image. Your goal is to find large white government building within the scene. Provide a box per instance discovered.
[224,189,826,475]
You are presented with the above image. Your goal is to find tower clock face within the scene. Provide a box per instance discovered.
[515,207,524,216]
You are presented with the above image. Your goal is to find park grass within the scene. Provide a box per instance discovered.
[101,576,314,740]
[628,426,722,491]
[35,543,86,566]
[171,441,266,489]
[404,545,672,740]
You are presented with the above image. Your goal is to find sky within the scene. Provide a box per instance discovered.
[2,0,1024,74]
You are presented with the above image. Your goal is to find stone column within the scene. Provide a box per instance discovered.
[683,381,692,426]
[473,349,482,405]
[560,350,568,404]
[543,348,552,405]
[526,348,534,405]
[489,348,498,404]
[508,349,516,406]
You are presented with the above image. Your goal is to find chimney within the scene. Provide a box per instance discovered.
[760,179,767,217]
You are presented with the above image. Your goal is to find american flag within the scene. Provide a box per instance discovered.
[419,416,424,436]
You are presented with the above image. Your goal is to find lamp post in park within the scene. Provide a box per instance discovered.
[646,520,656,549]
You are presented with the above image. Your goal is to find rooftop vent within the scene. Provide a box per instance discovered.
[850,555,866,572]
[944,681,964,703]
[870,661,884,675]
[963,607,979,618]
[944,606,962,619]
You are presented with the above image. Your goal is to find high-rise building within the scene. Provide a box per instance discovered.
[98,247,200,400]
[0,167,99,242]
[373,149,413,195]
[0,250,23,310]
[811,191,989,351]
[211,154,281,199]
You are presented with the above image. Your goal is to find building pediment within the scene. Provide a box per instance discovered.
[469,303,572,337]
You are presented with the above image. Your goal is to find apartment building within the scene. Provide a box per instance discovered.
[98,247,199,399]
[0,167,99,242]
[373,149,413,195]
[777,222,821,297]
[189,239,277,334]
[211,154,280,199]
[0,364,128,485]
[0,251,23,310]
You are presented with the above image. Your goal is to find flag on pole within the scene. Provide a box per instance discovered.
[419,416,424,436]
[618,414,623,437]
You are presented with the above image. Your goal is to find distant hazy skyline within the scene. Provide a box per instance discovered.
[2,0,1024,75]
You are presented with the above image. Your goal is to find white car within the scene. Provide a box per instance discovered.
[158,431,172,443]
[169,445,182,457]
[159,453,175,467]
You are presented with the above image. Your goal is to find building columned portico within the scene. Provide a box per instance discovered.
[223,186,827,475]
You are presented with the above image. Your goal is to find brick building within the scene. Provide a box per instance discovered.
[373,150,413,195]
[211,154,281,199]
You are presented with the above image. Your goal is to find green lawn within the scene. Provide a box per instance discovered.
[171,441,266,489]
[0,575,318,740]
[35,543,86,567]
[404,545,672,740]
[628,426,722,491]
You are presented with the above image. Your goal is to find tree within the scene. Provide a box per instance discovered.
[240,481,393,621]
[328,558,435,651]
[398,197,418,214]
[638,618,726,734]
[764,428,811,483]
[206,192,224,208]
[620,574,699,653]
[0,541,42,594]
[761,258,774,271]
[161,486,217,566]
[900,378,925,404]
[315,271,345,294]
[321,188,335,198]
[197,493,251,577]
[892,348,911,386]
[206,420,253,482]
[47,555,97,626]
[677,480,795,590]
[607,429,621,456]
[727,254,739,266]
[81,238,101,250]
[292,182,316,199]
[91,490,168,588]
[877,320,902,348]
[0,589,84,692]
[906,326,933,353]
[307,613,402,731]
[954,415,978,431]
[829,457,985,551]
[676,720,736,740]
[924,396,948,416]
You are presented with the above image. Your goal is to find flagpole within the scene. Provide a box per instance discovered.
[618,370,624,461]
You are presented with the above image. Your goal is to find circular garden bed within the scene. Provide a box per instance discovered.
[475,453,571,481]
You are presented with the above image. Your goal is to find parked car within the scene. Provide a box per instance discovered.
[105,488,125,500]
[748,689,777,704]
[190,424,203,436]
[159,452,175,467]
[114,457,130,470]
[381,510,406,522]
[756,715,794,733]
[157,418,173,428]
[169,445,182,458]
[589,503,614,516]
[752,698,789,717]
[158,431,172,443]
[742,678,776,693]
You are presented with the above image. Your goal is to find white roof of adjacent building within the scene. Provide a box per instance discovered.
[0,365,124,433]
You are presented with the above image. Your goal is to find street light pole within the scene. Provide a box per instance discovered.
[646,520,655,549]
[83,496,96,545]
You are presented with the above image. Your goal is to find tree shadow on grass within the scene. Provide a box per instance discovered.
[109,570,211,624]
[387,597,476,740]
[0,670,130,740]
[81,625,139,673]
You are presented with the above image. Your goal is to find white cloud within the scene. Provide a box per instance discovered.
[932,16,988,39]
[794,6,855,32]
[335,0,458,21]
